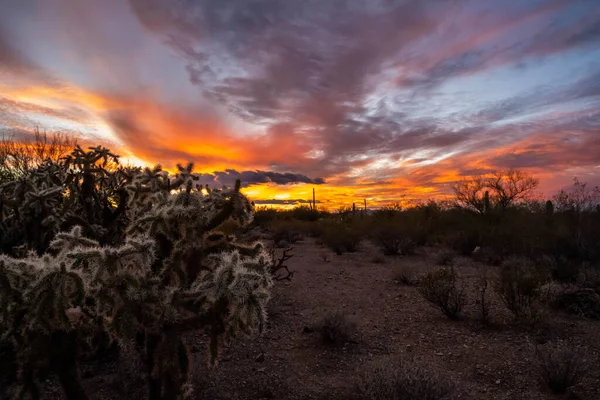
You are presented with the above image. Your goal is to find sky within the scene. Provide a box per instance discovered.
[1,0,599,209]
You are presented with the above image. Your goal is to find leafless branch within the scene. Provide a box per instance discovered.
[269,246,295,281]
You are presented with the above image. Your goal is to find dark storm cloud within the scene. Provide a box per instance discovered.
[195,169,325,188]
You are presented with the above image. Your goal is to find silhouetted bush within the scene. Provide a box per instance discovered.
[371,255,386,264]
[535,341,587,394]
[435,250,455,266]
[446,229,482,256]
[392,264,417,285]
[253,207,279,226]
[289,205,321,221]
[270,220,305,246]
[494,257,549,321]
[372,223,415,256]
[321,223,363,254]
[475,271,491,325]
[551,287,600,320]
[471,246,503,266]
[314,311,356,345]
[418,267,467,319]
[537,254,581,283]
[357,357,455,400]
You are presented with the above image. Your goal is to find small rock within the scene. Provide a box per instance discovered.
[495,379,501,385]
[302,326,315,334]
[255,353,265,363]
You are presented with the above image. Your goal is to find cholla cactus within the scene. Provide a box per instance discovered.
[0,170,64,254]
[0,234,91,399]
[1,154,273,400]
[0,146,137,255]
[123,164,267,399]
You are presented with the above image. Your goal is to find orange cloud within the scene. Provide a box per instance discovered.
[3,78,597,210]
[2,0,599,211]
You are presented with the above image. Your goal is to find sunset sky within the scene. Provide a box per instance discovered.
[1,0,599,209]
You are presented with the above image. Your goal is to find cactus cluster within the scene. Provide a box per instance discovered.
[0,146,273,399]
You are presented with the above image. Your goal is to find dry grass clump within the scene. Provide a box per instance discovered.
[357,356,455,400]
[392,263,418,285]
[535,340,587,394]
[314,311,357,345]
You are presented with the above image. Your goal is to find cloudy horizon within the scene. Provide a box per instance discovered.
[1,0,599,208]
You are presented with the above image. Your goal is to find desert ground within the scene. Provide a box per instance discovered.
[42,238,600,400]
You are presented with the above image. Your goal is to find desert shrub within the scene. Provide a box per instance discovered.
[321,223,363,254]
[0,156,275,399]
[399,238,417,255]
[314,311,356,345]
[475,271,490,325]
[289,205,321,221]
[535,341,587,394]
[537,254,580,283]
[252,207,278,227]
[306,220,325,238]
[371,255,386,264]
[435,250,455,266]
[392,264,417,285]
[494,257,549,321]
[471,246,503,266]
[371,222,399,255]
[372,203,402,220]
[371,223,408,256]
[551,287,600,319]
[447,229,482,256]
[270,219,304,246]
[579,266,600,289]
[357,357,455,400]
[417,267,467,319]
